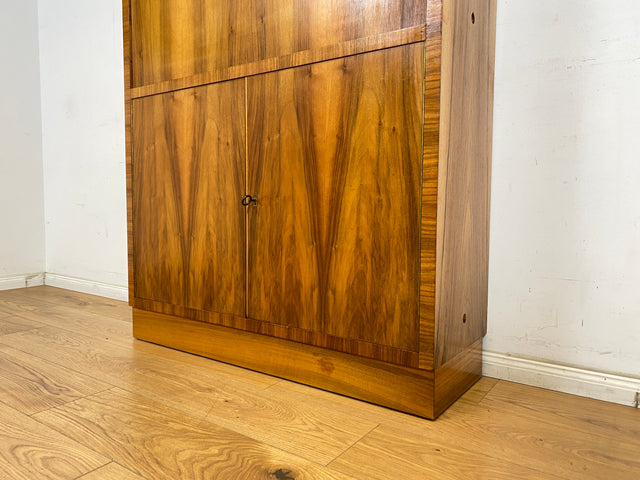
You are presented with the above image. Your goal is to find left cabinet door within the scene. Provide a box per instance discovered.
[132,80,247,317]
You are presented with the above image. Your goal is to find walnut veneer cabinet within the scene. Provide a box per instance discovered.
[122,0,496,419]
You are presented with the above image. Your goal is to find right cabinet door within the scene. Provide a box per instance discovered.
[247,44,423,352]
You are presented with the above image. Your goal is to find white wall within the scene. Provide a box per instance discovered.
[486,0,640,385]
[0,1,45,285]
[38,0,127,290]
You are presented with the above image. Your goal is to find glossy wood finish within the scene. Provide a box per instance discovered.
[131,26,426,99]
[4,287,639,479]
[130,0,427,88]
[247,45,422,352]
[132,81,246,316]
[434,0,497,366]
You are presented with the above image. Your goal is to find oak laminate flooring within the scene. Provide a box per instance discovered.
[0,345,110,415]
[0,326,377,464]
[78,462,146,480]
[0,314,44,336]
[13,305,133,346]
[484,380,640,445]
[34,388,356,480]
[0,286,131,321]
[1,287,638,480]
[0,402,108,480]
[329,423,566,480]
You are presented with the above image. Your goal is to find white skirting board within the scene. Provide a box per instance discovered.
[0,273,45,290]
[0,272,127,301]
[483,350,640,408]
[43,273,128,302]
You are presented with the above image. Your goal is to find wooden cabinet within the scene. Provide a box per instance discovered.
[123,0,496,419]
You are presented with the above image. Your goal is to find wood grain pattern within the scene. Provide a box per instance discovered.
[418,0,443,369]
[132,308,438,418]
[329,423,566,480]
[0,314,43,336]
[0,402,108,480]
[34,388,358,480]
[130,0,427,87]
[132,81,246,316]
[130,26,426,99]
[0,345,110,415]
[133,297,419,367]
[78,463,145,480]
[0,286,131,320]
[433,338,482,416]
[0,325,374,464]
[434,0,497,367]
[247,45,423,353]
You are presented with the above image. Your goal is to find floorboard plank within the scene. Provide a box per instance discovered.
[481,380,640,446]
[77,462,146,480]
[34,388,356,480]
[0,314,45,336]
[0,345,111,415]
[329,423,563,480]
[0,287,131,321]
[0,402,108,480]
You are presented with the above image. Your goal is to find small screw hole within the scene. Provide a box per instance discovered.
[463,313,467,324]
[471,12,475,24]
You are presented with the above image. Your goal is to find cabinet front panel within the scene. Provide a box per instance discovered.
[130,0,427,88]
[247,45,423,352]
[132,81,246,316]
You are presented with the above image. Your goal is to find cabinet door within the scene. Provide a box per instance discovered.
[247,45,422,351]
[132,81,246,316]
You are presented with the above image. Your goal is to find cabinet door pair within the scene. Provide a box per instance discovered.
[132,45,423,352]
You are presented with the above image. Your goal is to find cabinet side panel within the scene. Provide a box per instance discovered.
[132,82,247,316]
[247,46,423,353]
[130,0,427,87]
[435,0,496,367]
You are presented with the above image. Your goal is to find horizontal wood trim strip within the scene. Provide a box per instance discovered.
[133,298,419,368]
[132,308,437,418]
[130,26,426,98]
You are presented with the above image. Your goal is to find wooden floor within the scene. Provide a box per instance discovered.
[0,287,638,479]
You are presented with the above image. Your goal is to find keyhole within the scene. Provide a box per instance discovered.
[462,313,467,324]
[471,12,475,24]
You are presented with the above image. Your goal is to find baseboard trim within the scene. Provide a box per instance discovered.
[44,273,128,302]
[483,351,640,408]
[0,273,45,290]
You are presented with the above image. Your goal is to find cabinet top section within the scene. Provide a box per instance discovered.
[126,0,430,96]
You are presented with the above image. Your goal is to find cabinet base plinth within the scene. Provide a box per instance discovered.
[132,308,482,419]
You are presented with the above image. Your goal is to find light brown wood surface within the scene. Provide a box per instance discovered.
[0,287,639,479]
